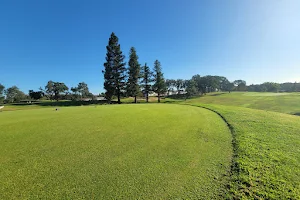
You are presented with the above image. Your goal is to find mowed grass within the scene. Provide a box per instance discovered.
[0,104,232,199]
[1,104,42,111]
[183,92,300,115]
[181,102,300,199]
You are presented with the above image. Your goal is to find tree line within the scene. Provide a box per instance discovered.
[1,32,299,104]
[101,33,249,103]
[0,81,93,103]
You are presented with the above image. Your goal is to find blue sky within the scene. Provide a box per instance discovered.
[1,0,300,94]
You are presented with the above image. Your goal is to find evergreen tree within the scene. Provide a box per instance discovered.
[103,32,126,104]
[152,60,166,103]
[0,83,5,103]
[127,47,141,103]
[141,63,153,103]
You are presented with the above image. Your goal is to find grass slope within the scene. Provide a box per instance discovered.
[183,92,300,115]
[181,102,300,199]
[0,104,232,199]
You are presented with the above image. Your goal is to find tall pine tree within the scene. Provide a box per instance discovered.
[103,32,126,104]
[152,60,166,103]
[127,47,141,103]
[141,63,153,103]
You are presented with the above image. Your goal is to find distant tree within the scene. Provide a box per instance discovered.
[279,82,300,92]
[29,90,43,100]
[77,82,90,99]
[217,77,234,92]
[152,60,166,103]
[141,63,153,103]
[0,83,5,103]
[186,79,198,97]
[183,79,189,90]
[99,92,105,97]
[292,82,297,92]
[41,80,55,100]
[53,82,68,101]
[103,32,126,104]
[71,87,80,100]
[165,79,172,96]
[205,76,218,92]
[0,83,4,96]
[261,82,280,92]
[127,47,141,103]
[166,79,176,96]
[191,74,204,94]
[175,79,184,94]
[5,86,26,103]
[227,82,235,93]
[233,80,247,91]
[43,81,68,101]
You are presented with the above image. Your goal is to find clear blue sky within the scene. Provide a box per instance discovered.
[1,0,300,94]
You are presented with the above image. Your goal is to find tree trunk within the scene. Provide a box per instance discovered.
[134,96,137,103]
[117,91,121,104]
[158,93,161,103]
[146,92,149,103]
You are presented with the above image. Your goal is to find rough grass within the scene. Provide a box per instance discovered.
[0,104,232,199]
[183,92,300,115]
[181,102,300,199]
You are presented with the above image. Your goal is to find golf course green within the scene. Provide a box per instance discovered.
[0,104,232,199]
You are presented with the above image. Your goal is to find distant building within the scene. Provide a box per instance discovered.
[82,97,105,101]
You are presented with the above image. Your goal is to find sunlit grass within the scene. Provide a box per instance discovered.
[0,104,232,199]
[184,92,300,114]
[181,102,300,199]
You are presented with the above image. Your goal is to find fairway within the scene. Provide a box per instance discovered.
[0,104,232,199]
[183,92,300,114]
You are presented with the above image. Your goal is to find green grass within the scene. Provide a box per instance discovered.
[0,104,232,199]
[1,104,42,111]
[183,92,300,115]
[180,102,300,199]
[2,93,300,199]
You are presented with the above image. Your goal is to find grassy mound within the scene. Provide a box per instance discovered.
[0,104,232,199]
[182,102,300,199]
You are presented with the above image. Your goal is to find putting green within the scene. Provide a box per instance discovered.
[0,104,232,199]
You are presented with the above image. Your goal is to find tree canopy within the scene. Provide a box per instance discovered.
[43,81,69,101]
[5,86,26,103]
[29,90,43,100]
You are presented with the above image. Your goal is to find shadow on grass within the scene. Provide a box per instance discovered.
[209,92,227,96]
[166,94,187,99]
[292,112,300,116]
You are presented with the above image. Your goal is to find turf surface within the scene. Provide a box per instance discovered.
[181,102,300,199]
[183,92,300,115]
[0,104,232,199]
